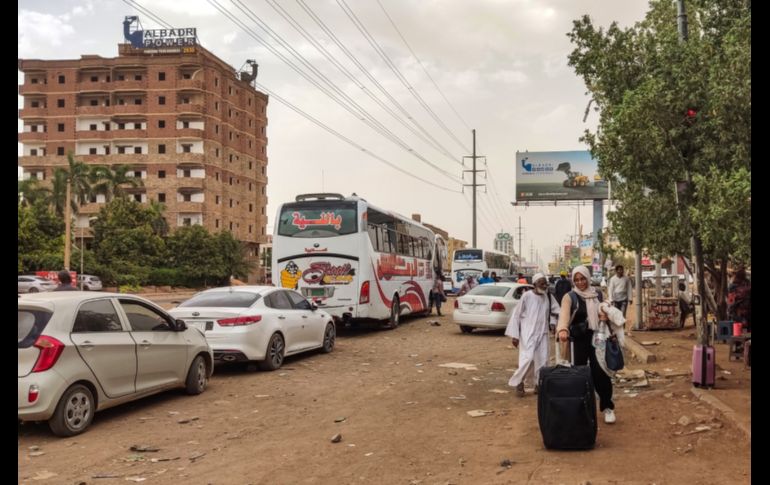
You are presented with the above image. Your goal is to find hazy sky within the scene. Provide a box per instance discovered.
[18,0,650,269]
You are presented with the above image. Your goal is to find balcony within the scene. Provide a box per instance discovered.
[112,79,148,91]
[77,82,113,93]
[111,129,148,139]
[177,177,205,190]
[113,104,148,115]
[76,105,110,116]
[176,128,204,138]
[178,78,203,90]
[74,130,115,140]
[174,202,204,212]
[19,84,48,95]
[176,103,203,115]
[19,131,47,142]
[19,107,48,118]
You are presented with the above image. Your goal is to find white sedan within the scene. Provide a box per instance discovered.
[169,286,336,371]
[452,282,533,333]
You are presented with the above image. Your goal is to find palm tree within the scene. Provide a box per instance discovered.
[90,164,143,202]
[147,199,170,237]
[58,152,93,270]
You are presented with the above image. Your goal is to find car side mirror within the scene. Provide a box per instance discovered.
[175,319,188,331]
[310,302,318,311]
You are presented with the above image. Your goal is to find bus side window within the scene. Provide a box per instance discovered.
[367,224,379,251]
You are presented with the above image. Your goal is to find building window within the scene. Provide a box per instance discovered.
[182,169,191,177]
[215,172,219,181]
[215,125,219,134]
[261,207,265,215]
[31,78,39,84]
[57,99,65,108]
[183,218,192,227]
[118,98,125,105]
[249,225,253,234]
[229,177,233,186]
[133,194,142,202]
[158,170,166,178]
[31,100,40,108]
[134,98,142,105]
[249,119,252,127]
[215,148,220,157]
[249,161,253,170]
[182,121,190,129]
[182,97,190,104]
[89,124,97,131]
[216,219,220,228]
[182,193,192,202]
[134,147,142,154]
[229,154,233,163]
[216,196,220,204]
[158,144,166,154]
[182,144,192,153]
[228,86,232,95]
[117,74,125,81]
[229,199,233,208]
[117,146,126,154]
[261,166,265,175]
[134,74,142,81]
[158,193,166,202]
[248,98,252,106]
[229,133,233,141]
[159,96,166,105]
[249,183,253,191]
[159,120,166,128]
[230,222,233,231]
[228,109,232,118]
[90,75,98,82]
[261,186,265,195]
[215,77,219,87]
[249,203,253,212]
[89,148,97,155]
[158,72,165,81]
[57,123,64,132]
[183,73,192,80]
[57,147,64,156]
[90,99,98,106]
[215,101,219,111]
[30,149,37,156]
[262,227,265,235]
[134,123,141,130]
[249,140,253,149]
[262,146,266,154]
[58,75,65,84]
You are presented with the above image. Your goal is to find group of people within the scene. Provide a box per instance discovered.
[504,266,627,425]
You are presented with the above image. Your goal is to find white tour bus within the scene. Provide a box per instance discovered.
[272,193,447,328]
[450,248,513,291]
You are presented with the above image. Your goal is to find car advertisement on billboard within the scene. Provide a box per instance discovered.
[514,150,608,201]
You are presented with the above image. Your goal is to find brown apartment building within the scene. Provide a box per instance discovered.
[18,41,269,280]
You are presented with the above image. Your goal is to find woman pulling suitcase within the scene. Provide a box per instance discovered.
[556,265,617,424]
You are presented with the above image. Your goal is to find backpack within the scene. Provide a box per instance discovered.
[567,290,603,339]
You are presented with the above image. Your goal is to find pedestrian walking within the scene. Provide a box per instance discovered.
[607,265,633,318]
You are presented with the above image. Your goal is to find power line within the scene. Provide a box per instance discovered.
[374,0,473,137]
[336,0,468,153]
[122,0,174,29]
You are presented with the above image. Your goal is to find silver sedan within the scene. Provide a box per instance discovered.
[18,292,213,436]
[452,282,533,333]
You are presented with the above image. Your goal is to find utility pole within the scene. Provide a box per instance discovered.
[463,129,485,248]
[677,0,709,347]
[516,216,524,267]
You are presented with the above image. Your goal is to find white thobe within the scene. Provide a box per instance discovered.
[505,290,561,387]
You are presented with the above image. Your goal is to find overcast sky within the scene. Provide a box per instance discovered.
[19,0,650,269]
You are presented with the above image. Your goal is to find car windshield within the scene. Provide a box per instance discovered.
[178,291,262,308]
[18,309,53,348]
[465,286,510,297]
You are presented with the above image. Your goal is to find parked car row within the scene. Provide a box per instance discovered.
[18,286,336,437]
[18,274,102,293]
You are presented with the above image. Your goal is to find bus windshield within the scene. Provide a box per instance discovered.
[277,201,358,238]
[454,249,483,261]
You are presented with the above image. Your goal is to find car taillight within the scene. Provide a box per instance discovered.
[359,281,370,304]
[217,315,262,326]
[454,299,458,309]
[28,385,39,403]
[491,302,506,312]
[32,335,65,373]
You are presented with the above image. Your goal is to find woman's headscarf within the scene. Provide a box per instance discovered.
[571,265,600,331]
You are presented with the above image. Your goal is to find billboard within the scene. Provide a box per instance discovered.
[515,150,608,201]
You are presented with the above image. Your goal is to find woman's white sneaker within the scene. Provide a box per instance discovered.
[603,409,616,424]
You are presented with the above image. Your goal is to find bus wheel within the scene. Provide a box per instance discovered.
[387,296,400,329]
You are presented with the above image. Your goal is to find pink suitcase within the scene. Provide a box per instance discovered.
[692,345,715,388]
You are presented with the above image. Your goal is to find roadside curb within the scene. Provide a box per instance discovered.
[623,335,657,364]
[690,387,751,440]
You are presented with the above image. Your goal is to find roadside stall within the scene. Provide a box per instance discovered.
[641,275,682,330]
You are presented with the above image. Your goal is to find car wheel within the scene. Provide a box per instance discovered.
[322,323,336,353]
[460,325,474,334]
[386,296,400,329]
[83,285,90,291]
[259,333,285,371]
[185,355,208,395]
[49,384,94,437]
[28,287,39,293]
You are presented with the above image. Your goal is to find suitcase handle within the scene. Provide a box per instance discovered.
[554,333,575,367]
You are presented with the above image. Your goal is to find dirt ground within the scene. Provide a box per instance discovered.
[18,298,750,485]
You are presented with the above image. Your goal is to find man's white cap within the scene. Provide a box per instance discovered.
[532,272,546,283]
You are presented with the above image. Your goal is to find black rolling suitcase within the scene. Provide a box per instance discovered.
[537,338,597,450]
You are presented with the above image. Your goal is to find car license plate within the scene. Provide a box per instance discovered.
[205,321,213,331]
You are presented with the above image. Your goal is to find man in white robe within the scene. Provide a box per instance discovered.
[505,273,561,396]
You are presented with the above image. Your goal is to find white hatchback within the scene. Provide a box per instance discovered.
[452,282,532,333]
[169,286,336,371]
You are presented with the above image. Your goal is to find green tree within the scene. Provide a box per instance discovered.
[89,164,143,202]
[18,200,65,272]
[91,198,166,285]
[568,0,750,317]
